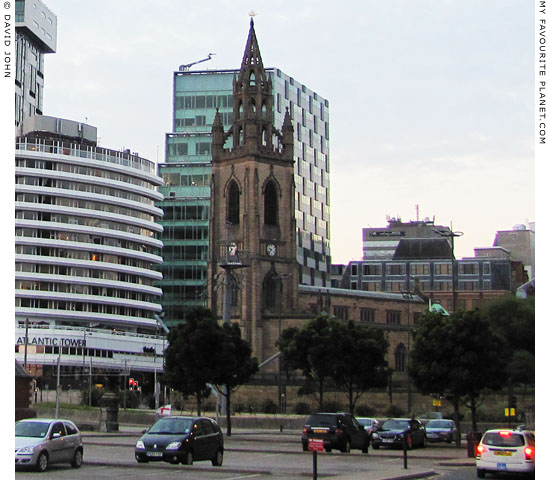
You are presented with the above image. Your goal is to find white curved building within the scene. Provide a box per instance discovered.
[15,116,166,382]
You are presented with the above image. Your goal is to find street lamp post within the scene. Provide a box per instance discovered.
[401,290,414,415]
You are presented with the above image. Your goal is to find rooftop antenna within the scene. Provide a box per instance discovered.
[415,204,419,221]
[179,53,215,72]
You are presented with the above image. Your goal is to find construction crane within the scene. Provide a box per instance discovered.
[178,53,215,72]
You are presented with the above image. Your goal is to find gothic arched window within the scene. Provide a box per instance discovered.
[227,180,240,225]
[395,343,407,373]
[262,272,278,310]
[264,180,278,226]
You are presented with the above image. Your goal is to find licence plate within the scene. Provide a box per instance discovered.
[494,451,512,456]
[382,438,394,443]
[313,429,327,434]
[146,451,163,457]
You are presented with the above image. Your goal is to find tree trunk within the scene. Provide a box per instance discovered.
[318,378,324,410]
[197,392,202,416]
[348,384,354,416]
[452,397,461,447]
[226,390,232,437]
[470,395,478,433]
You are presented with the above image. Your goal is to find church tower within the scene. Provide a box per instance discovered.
[209,19,298,361]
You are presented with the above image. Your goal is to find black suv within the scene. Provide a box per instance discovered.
[301,412,369,453]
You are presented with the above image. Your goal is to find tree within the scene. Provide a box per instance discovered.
[278,315,336,410]
[163,307,219,415]
[210,322,258,436]
[330,321,388,415]
[409,309,507,441]
[482,295,535,386]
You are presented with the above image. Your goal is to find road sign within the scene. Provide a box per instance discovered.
[308,438,324,452]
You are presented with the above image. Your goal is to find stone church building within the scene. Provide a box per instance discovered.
[208,20,426,388]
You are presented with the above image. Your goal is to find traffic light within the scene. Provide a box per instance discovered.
[129,378,135,390]
[511,395,517,410]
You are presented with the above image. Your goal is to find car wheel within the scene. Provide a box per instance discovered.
[340,438,351,453]
[476,469,485,478]
[182,450,193,465]
[36,452,49,472]
[71,448,83,468]
[211,449,223,466]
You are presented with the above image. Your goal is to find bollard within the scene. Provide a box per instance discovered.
[402,433,408,469]
[312,450,318,480]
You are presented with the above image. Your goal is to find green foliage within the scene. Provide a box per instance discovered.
[355,404,376,417]
[294,401,311,415]
[481,295,535,385]
[260,398,278,414]
[80,387,103,407]
[385,404,404,418]
[163,307,257,429]
[409,308,508,432]
[330,321,389,415]
[279,315,388,413]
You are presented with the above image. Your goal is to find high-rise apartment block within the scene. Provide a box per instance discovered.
[15,0,57,127]
[493,223,535,280]
[157,64,330,325]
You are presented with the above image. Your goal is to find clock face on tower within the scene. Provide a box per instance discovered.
[266,243,277,256]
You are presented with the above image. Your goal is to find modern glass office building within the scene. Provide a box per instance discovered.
[157,68,330,325]
[15,0,57,127]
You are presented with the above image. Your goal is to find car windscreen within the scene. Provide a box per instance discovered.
[148,418,193,435]
[15,421,50,438]
[381,420,409,431]
[482,432,525,447]
[357,419,372,427]
[426,420,451,428]
[306,414,338,427]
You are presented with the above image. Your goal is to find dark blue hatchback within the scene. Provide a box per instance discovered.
[135,416,224,466]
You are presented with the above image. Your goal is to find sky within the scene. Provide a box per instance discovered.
[23,0,537,264]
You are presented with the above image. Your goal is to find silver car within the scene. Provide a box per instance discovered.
[15,418,84,472]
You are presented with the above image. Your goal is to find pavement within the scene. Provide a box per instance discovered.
[81,424,476,480]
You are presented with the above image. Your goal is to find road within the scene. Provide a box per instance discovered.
[13,430,529,480]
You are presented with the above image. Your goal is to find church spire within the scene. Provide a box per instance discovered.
[238,18,268,86]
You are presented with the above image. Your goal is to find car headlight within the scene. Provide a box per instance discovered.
[372,433,379,439]
[165,441,182,450]
[136,440,145,449]
[17,445,36,454]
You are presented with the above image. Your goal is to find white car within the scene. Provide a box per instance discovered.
[476,428,535,478]
[15,418,84,472]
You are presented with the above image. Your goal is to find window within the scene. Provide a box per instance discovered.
[386,310,401,325]
[334,306,348,320]
[363,264,381,275]
[434,263,452,275]
[459,280,479,291]
[459,263,479,275]
[351,264,358,276]
[196,142,211,155]
[433,281,452,291]
[264,181,278,226]
[262,273,278,310]
[363,281,381,292]
[360,308,375,323]
[386,281,405,292]
[395,344,407,372]
[387,264,405,275]
[227,181,240,225]
[483,262,491,275]
[410,263,430,275]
